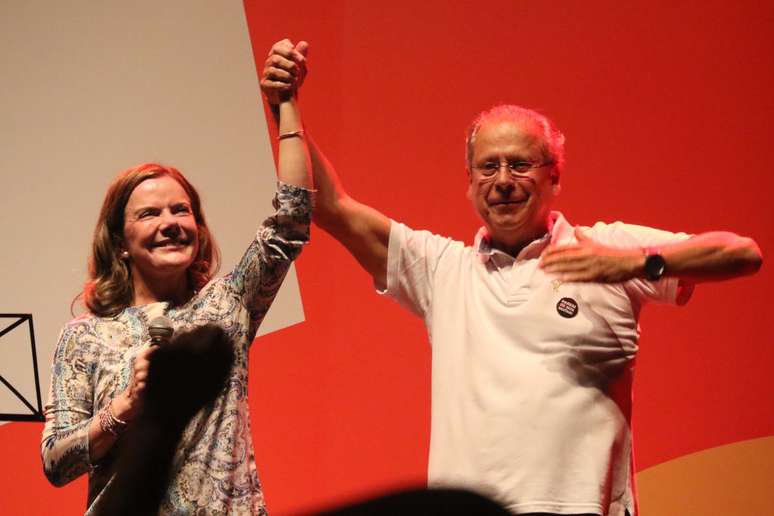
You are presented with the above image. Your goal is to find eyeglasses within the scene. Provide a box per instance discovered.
[473,160,554,177]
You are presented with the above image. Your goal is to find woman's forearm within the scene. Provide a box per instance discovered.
[87,404,123,463]
[276,99,312,189]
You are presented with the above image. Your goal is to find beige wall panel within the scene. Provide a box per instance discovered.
[0,1,304,419]
[637,436,774,515]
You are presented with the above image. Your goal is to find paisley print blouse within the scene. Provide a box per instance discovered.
[41,182,312,515]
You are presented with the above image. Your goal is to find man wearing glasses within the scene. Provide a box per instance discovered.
[261,39,762,516]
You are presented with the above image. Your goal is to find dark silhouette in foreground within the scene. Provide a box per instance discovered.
[93,324,234,515]
[316,487,513,516]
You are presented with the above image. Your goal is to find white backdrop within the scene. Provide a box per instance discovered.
[0,1,304,420]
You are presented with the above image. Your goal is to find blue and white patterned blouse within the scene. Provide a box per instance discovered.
[41,182,312,515]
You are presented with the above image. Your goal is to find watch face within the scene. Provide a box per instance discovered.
[645,254,666,280]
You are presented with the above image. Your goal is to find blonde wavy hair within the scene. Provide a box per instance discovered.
[81,163,220,317]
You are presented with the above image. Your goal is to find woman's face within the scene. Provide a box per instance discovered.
[122,175,199,285]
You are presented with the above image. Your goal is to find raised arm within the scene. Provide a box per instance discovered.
[261,39,390,288]
[222,54,315,326]
[276,94,312,189]
[306,136,390,287]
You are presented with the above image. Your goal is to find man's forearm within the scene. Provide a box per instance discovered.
[299,131,390,285]
[306,134,352,230]
[267,103,345,226]
[540,227,762,284]
[657,231,762,283]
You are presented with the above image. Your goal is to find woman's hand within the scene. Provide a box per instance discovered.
[87,344,158,462]
[112,344,158,423]
[260,38,309,105]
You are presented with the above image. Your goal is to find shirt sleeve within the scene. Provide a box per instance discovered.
[225,181,313,333]
[587,221,694,305]
[40,321,97,486]
[380,220,457,320]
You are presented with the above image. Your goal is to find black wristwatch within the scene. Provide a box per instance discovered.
[643,247,666,281]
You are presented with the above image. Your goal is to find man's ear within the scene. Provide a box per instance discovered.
[551,172,561,196]
[552,182,561,196]
[466,170,473,200]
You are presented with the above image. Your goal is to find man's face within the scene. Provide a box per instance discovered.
[467,119,560,250]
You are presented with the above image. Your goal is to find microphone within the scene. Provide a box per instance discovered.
[96,324,235,515]
[148,316,174,346]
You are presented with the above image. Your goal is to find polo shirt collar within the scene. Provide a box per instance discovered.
[474,211,575,264]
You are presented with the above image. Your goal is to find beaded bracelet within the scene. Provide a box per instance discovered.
[98,399,128,436]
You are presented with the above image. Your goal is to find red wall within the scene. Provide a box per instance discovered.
[2,2,772,514]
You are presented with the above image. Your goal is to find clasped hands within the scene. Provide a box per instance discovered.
[260,39,308,104]
[540,227,645,283]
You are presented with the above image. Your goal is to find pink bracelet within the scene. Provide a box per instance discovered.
[98,399,127,436]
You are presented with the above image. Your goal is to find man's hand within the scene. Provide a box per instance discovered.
[540,227,643,283]
[260,39,309,105]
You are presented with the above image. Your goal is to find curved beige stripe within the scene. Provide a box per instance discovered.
[636,436,774,515]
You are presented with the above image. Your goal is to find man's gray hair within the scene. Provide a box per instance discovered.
[465,105,566,177]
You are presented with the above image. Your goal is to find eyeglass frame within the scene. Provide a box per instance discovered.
[471,160,555,177]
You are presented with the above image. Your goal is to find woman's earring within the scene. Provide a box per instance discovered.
[120,250,130,259]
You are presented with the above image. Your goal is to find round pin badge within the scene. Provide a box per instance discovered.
[556,297,579,318]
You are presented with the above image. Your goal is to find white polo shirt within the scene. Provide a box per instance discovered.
[382,212,691,516]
